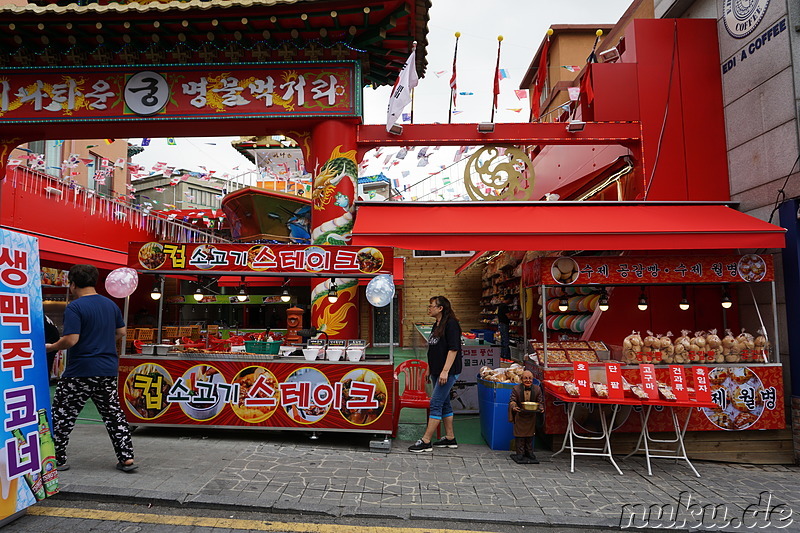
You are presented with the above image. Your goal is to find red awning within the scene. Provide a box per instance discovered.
[352,202,786,251]
[36,234,128,271]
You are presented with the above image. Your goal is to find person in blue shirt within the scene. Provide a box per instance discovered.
[45,264,137,473]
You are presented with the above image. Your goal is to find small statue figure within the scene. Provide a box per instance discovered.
[508,370,543,464]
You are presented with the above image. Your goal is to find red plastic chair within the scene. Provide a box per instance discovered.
[207,335,231,351]
[133,340,144,354]
[393,359,438,438]
[228,335,246,346]
[179,337,206,349]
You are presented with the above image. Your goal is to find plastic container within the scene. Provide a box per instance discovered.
[244,340,282,355]
[471,329,496,343]
[326,348,343,361]
[302,348,321,361]
[477,378,516,451]
[346,348,363,362]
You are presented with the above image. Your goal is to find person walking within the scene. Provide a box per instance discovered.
[408,296,463,453]
[45,264,137,473]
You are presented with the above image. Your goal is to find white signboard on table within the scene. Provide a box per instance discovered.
[453,346,500,414]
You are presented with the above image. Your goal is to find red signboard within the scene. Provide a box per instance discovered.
[692,366,713,403]
[129,243,393,275]
[605,361,624,399]
[639,364,659,399]
[669,365,690,401]
[572,361,592,397]
[525,254,774,286]
[0,63,360,124]
[119,358,393,432]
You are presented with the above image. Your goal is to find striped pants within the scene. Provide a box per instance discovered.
[52,376,134,465]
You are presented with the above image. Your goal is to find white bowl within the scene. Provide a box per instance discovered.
[326,349,343,361]
[302,348,321,361]
[346,349,363,362]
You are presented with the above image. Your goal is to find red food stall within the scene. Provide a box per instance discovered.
[521,253,785,435]
[120,242,396,441]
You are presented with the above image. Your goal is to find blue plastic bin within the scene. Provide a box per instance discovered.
[471,329,496,343]
[477,378,516,451]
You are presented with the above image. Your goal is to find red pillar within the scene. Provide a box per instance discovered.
[309,119,359,339]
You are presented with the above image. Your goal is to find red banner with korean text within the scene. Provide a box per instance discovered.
[536,364,784,434]
[129,243,393,276]
[0,63,359,124]
[524,254,773,287]
[119,358,393,432]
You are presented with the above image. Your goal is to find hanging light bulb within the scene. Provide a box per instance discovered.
[637,287,648,311]
[236,287,248,302]
[558,292,569,312]
[679,286,689,311]
[193,288,204,302]
[721,285,732,309]
[598,287,609,312]
[280,288,291,303]
[327,282,339,304]
[150,283,162,301]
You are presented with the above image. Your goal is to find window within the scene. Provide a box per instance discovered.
[413,251,475,258]
[27,140,61,177]
[87,153,110,196]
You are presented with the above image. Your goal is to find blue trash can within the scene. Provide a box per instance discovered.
[477,378,516,450]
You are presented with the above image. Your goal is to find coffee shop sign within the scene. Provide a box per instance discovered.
[722,17,786,75]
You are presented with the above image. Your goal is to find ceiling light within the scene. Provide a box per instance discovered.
[327,283,339,304]
[679,286,689,311]
[150,284,162,301]
[721,285,732,309]
[193,288,204,302]
[558,294,569,312]
[281,288,291,303]
[237,287,248,302]
[598,288,609,312]
[637,287,648,311]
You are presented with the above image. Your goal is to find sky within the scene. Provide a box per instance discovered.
[131,0,634,186]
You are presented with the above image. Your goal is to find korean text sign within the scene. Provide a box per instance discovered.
[0,229,57,519]
[130,243,394,276]
[0,63,360,124]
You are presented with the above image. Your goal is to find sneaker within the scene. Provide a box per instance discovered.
[56,462,69,471]
[432,437,458,448]
[408,439,432,453]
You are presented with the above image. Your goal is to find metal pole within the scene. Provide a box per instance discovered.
[122,295,130,356]
[522,282,528,359]
[389,293,394,362]
[156,276,165,344]
[771,281,780,363]
[542,285,548,366]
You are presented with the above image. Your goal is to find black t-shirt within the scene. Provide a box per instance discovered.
[496,302,510,325]
[427,317,463,378]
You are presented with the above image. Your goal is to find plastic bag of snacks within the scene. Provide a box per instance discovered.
[706,329,724,363]
[673,330,691,364]
[722,329,738,363]
[622,330,642,364]
[660,331,675,364]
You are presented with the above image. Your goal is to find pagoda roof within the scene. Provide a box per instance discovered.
[0,0,430,87]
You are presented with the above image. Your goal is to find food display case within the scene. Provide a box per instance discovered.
[521,254,786,435]
[120,242,396,437]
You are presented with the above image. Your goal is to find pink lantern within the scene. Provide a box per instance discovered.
[105,267,139,298]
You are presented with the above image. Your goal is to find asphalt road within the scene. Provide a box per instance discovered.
[3,499,607,533]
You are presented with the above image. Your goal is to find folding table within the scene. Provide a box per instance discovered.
[545,384,642,475]
[624,397,718,477]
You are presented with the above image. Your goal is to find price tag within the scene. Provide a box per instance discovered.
[328,339,347,347]
[639,364,659,400]
[691,366,712,403]
[347,339,367,347]
[307,339,325,347]
[669,365,690,401]
[604,361,624,400]
[572,361,592,398]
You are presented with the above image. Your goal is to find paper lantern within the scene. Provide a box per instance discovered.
[105,267,139,299]
[366,274,395,307]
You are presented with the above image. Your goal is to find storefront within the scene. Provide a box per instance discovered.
[120,242,397,440]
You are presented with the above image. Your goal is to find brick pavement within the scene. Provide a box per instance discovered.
[50,425,800,531]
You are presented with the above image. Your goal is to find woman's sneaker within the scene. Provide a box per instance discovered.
[432,437,458,448]
[408,439,432,453]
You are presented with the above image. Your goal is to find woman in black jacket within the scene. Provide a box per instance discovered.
[408,296,463,453]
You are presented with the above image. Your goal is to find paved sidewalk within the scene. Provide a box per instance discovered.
[51,425,800,531]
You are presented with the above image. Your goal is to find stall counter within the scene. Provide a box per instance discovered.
[119,353,393,434]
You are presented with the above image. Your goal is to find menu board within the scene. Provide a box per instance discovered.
[1,229,58,521]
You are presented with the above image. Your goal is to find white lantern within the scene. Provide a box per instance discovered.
[366,274,395,307]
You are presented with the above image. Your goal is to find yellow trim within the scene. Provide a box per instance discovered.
[27,506,498,533]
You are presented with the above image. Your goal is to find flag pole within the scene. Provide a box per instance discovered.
[448,31,460,124]
[491,35,503,123]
